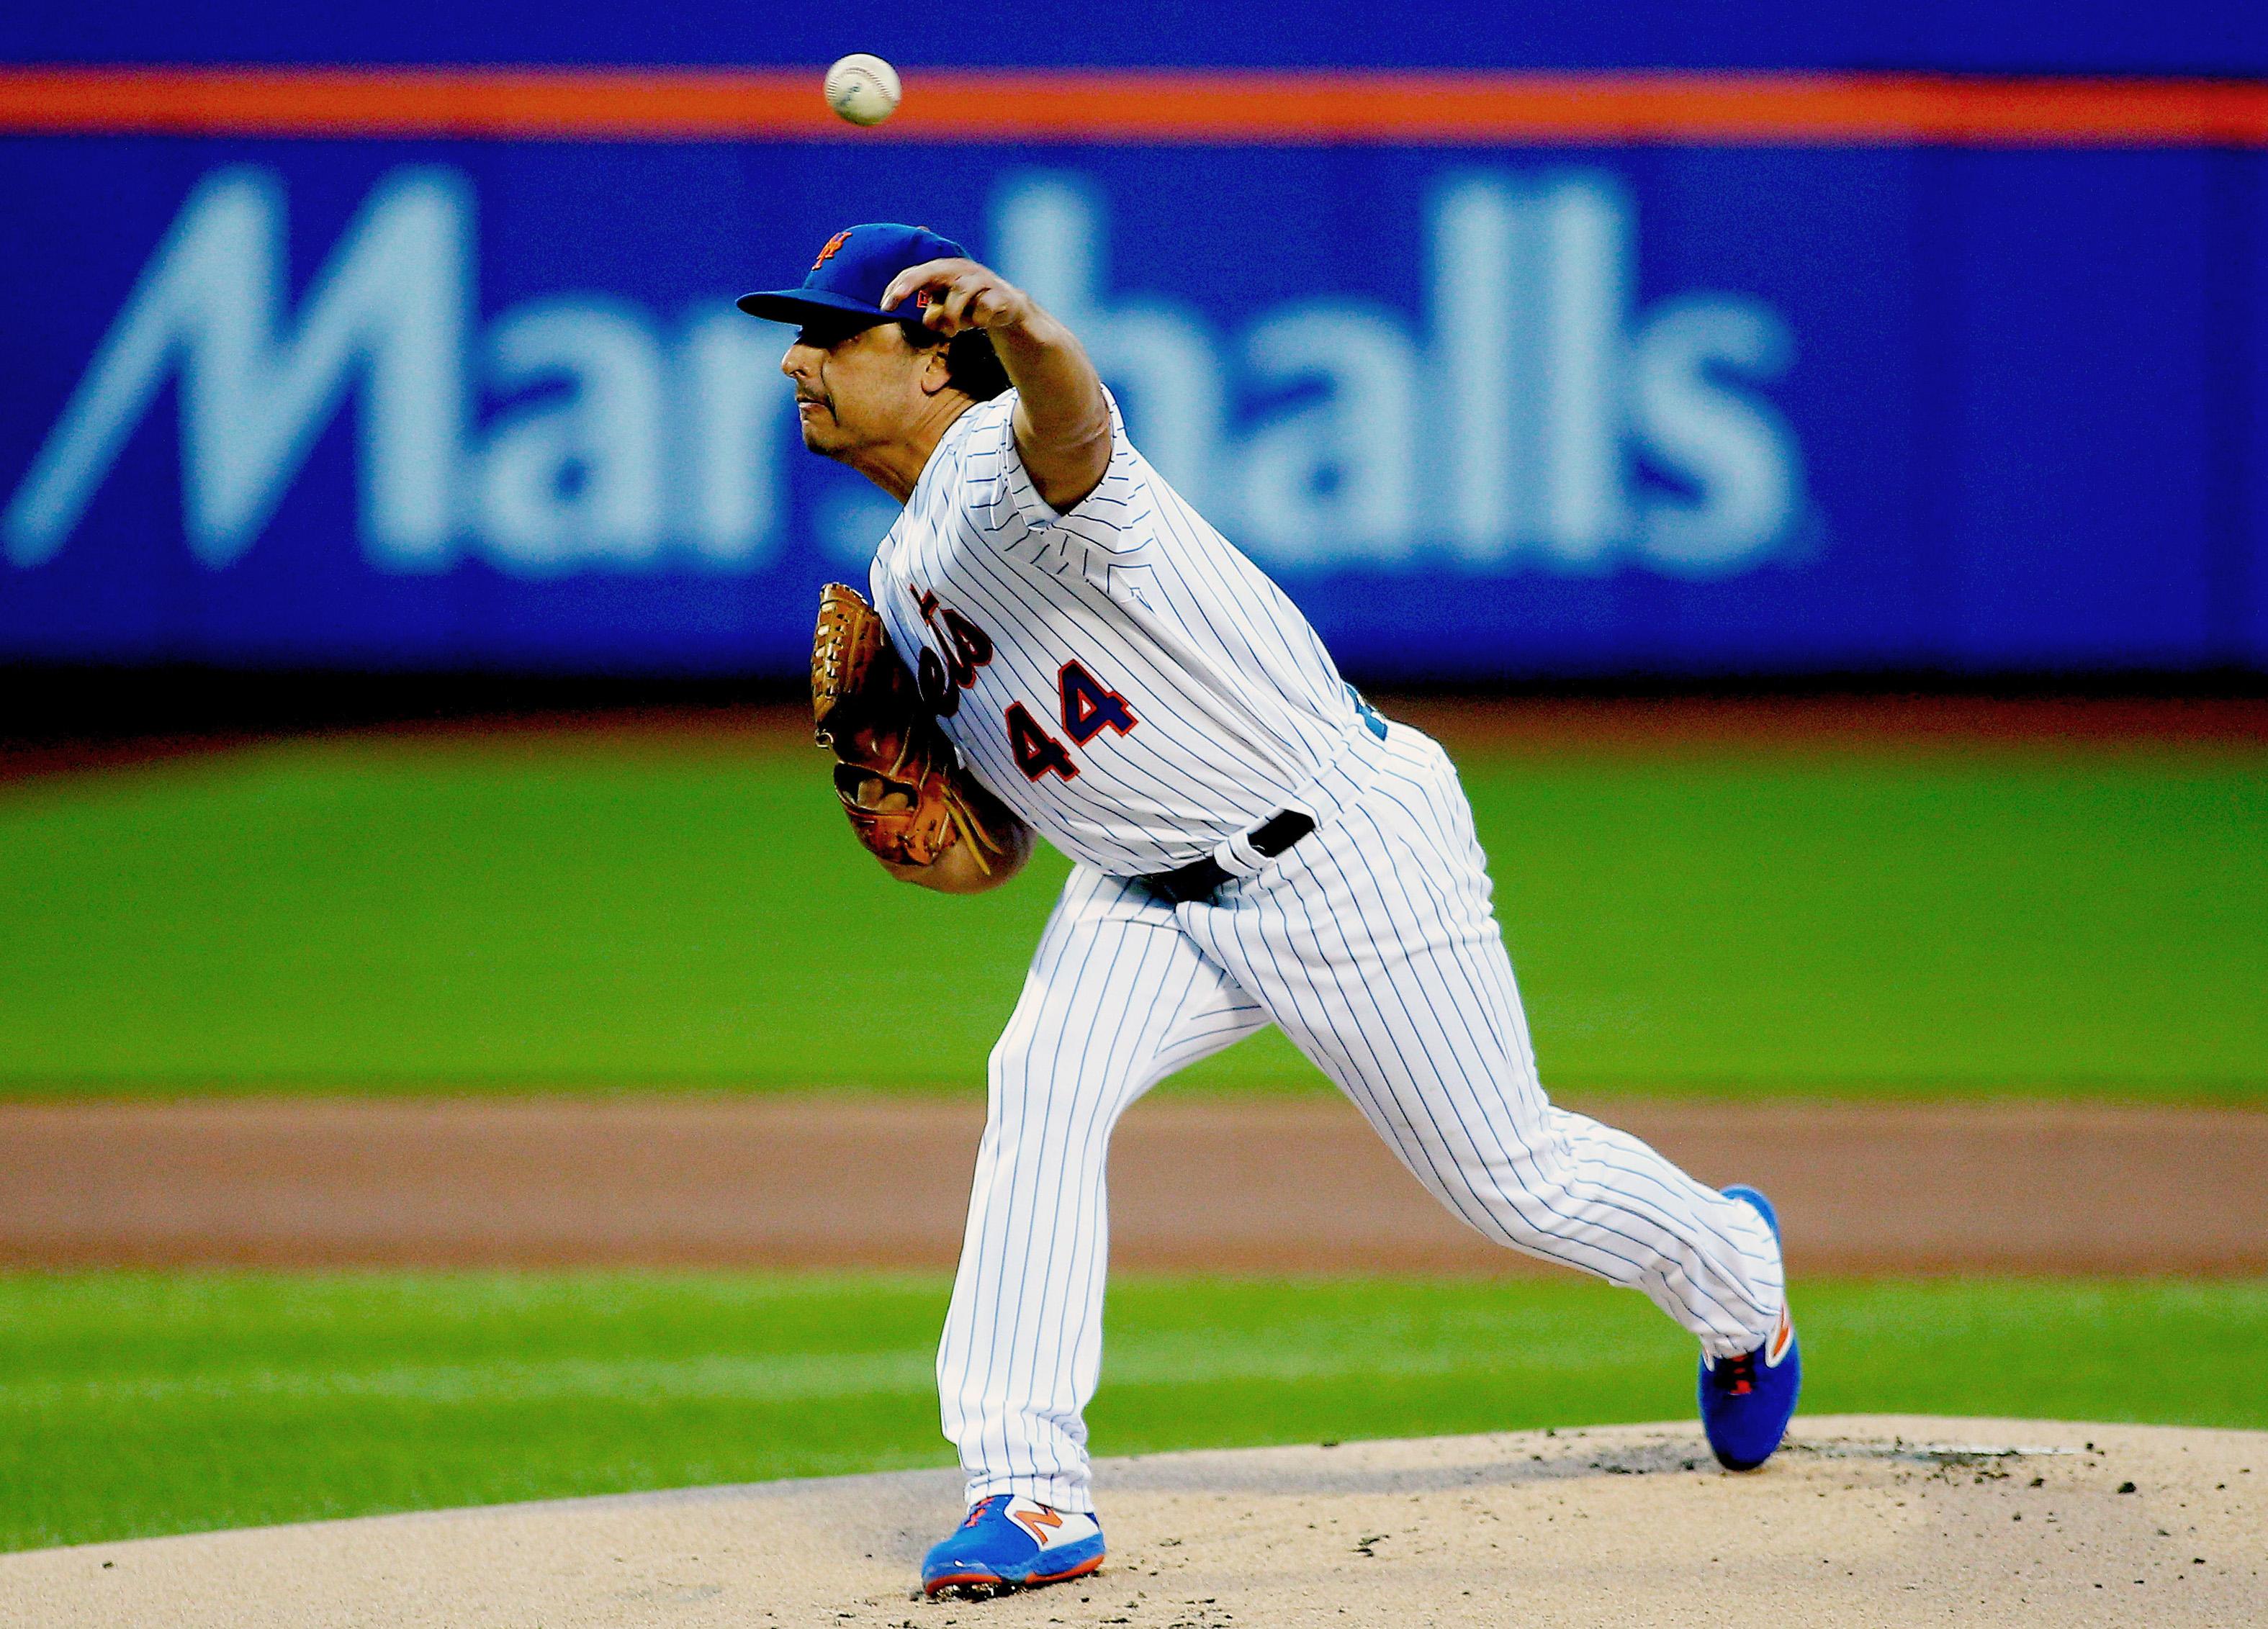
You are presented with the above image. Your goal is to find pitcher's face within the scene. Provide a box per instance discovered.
[780,320,944,461]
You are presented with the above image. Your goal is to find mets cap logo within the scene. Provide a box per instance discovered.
[813,230,852,269]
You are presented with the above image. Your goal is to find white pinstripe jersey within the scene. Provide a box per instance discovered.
[869,390,1362,877]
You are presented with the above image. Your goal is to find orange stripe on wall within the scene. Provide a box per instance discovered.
[1,68,2265,145]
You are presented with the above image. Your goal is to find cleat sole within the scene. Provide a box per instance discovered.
[923,1548,1104,1598]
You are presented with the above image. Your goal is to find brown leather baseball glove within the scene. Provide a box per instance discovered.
[811,582,1022,874]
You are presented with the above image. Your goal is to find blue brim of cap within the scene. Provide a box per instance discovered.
[736,288,913,327]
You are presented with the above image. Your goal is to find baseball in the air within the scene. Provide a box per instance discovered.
[824,54,901,127]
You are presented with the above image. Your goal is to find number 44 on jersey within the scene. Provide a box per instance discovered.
[1007,662,1137,782]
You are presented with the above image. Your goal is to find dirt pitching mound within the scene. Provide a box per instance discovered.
[8,1417,2260,1628]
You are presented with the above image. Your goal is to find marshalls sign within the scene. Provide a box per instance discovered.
[1,139,1975,675]
[9,166,1801,583]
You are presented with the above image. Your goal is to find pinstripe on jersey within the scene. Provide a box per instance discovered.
[870,389,1359,877]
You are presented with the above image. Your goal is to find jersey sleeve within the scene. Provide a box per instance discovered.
[966,389,1150,559]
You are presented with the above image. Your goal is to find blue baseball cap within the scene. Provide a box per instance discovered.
[737,223,971,331]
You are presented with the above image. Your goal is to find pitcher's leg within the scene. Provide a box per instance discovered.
[1520,1104,1786,1356]
[1185,729,1782,1357]
[938,867,1266,1511]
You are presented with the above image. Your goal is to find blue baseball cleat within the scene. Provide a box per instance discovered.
[1698,1183,1801,1471]
[921,1494,1107,1597]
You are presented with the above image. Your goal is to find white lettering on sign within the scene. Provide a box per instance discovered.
[4,168,468,569]
[5,164,1800,580]
[3,166,789,577]
[996,171,1804,577]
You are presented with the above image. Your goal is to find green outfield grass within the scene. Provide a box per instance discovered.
[0,732,2262,1095]
[2,1270,2262,1553]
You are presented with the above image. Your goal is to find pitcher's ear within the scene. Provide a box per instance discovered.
[917,340,958,397]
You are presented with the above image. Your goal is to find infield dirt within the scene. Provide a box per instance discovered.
[7,1416,2260,1628]
[4,1093,2263,1273]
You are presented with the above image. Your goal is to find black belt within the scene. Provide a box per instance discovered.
[1140,809,1317,906]
[1136,690,1389,907]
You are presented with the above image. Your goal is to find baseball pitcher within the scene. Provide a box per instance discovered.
[737,224,1800,1599]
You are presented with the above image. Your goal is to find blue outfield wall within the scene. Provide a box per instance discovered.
[1,136,2264,679]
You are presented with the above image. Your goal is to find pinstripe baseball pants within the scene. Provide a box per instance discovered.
[937,721,1786,1512]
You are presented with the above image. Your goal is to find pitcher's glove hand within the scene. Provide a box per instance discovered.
[811,583,1022,874]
